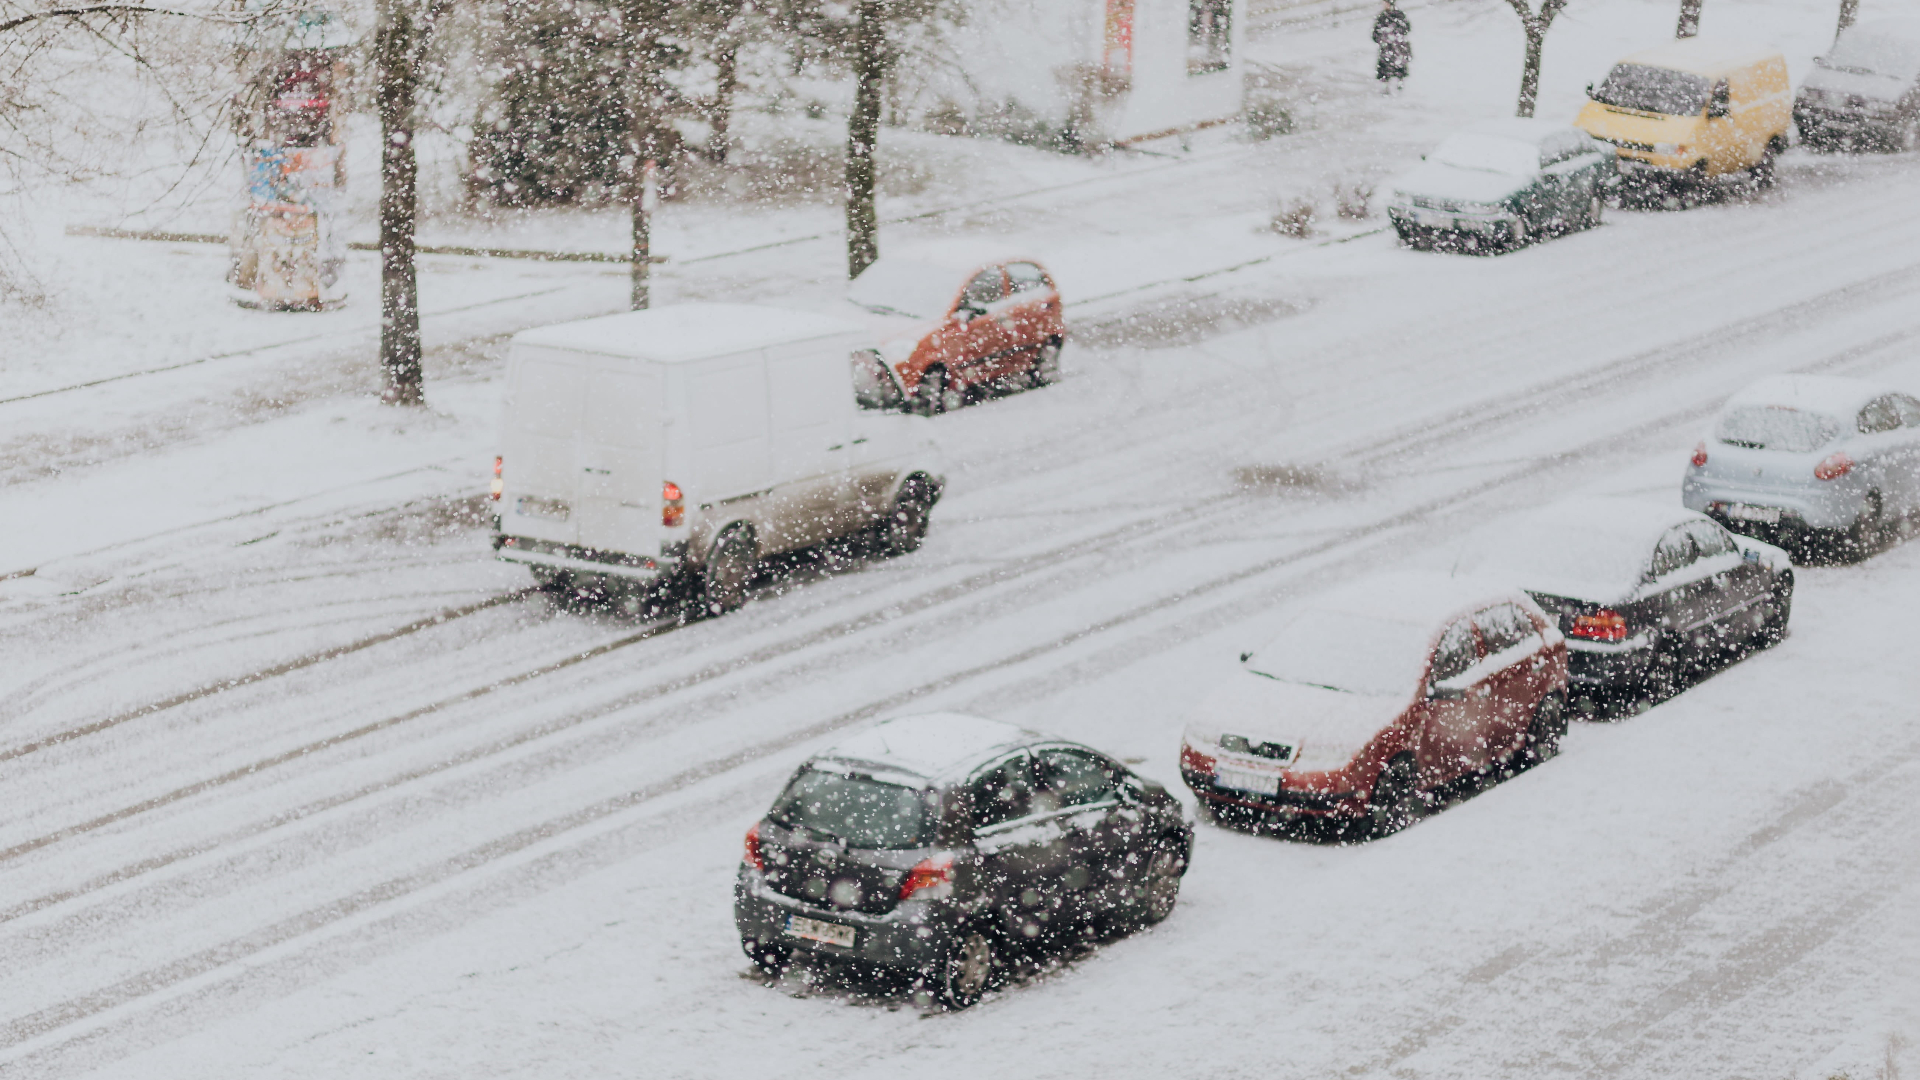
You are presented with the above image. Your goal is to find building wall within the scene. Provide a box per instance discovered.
[1111,0,1245,140]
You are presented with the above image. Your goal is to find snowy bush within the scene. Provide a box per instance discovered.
[1271,197,1317,238]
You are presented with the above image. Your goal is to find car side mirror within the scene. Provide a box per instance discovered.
[1585,82,1595,99]
[1239,651,1252,662]
[1707,100,1730,119]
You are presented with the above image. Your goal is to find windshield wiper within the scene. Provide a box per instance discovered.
[1248,670,1351,694]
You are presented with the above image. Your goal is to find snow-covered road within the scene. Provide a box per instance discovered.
[6,0,1920,1073]
[5,136,1919,1078]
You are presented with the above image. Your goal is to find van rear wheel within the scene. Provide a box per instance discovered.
[879,480,934,556]
[701,530,756,615]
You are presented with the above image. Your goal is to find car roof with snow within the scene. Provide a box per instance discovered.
[1621,38,1781,77]
[1458,498,1715,601]
[511,303,867,363]
[811,714,1037,783]
[1724,374,1882,419]
[1458,116,1588,146]
[1296,571,1535,629]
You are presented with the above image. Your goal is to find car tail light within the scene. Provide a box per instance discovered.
[1690,442,1708,468]
[743,822,764,871]
[1180,742,1215,776]
[490,456,503,501]
[899,855,954,901]
[1568,609,1628,642]
[1814,451,1853,481]
[662,480,685,527]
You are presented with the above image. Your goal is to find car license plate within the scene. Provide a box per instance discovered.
[1214,766,1281,796]
[785,914,855,948]
[1723,503,1781,524]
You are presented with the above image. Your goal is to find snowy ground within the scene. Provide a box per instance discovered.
[4,0,1919,1077]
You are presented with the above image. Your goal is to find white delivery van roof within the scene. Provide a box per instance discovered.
[512,303,869,364]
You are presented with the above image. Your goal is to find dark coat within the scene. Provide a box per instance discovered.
[1373,6,1411,80]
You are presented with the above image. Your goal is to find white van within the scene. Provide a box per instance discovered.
[491,303,945,612]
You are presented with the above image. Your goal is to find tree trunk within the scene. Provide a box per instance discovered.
[1516,21,1544,117]
[1837,0,1858,35]
[1676,0,1702,38]
[376,0,424,406]
[630,158,653,310]
[845,0,884,279]
[710,38,738,164]
[622,24,658,311]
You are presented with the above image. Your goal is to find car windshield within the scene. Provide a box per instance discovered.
[1821,27,1920,79]
[847,259,958,319]
[1428,133,1539,176]
[1244,610,1432,697]
[767,766,936,849]
[1716,405,1843,453]
[1592,63,1710,115]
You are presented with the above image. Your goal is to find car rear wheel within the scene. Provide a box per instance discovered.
[1755,579,1793,647]
[1515,690,1568,769]
[917,367,964,415]
[1845,491,1885,558]
[701,528,756,615]
[741,936,791,977]
[1366,754,1427,837]
[1028,340,1063,387]
[1131,843,1185,926]
[925,929,995,1010]
[878,479,934,556]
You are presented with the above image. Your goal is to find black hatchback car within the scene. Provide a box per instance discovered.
[734,713,1192,1009]
[1455,498,1793,714]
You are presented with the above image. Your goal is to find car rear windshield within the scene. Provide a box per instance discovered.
[848,259,959,320]
[768,766,937,849]
[1592,63,1710,116]
[1716,405,1842,452]
[1429,133,1539,176]
[1245,610,1431,698]
[1823,27,1920,79]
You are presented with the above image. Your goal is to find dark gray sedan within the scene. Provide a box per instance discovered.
[735,713,1192,1009]
[1387,118,1620,253]
[1455,498,1793,714]
[1795,18,1920,151]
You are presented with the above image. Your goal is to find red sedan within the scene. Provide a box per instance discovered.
[846,254,1066,414]
[1178,573,1569,836]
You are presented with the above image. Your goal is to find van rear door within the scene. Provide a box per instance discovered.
[501,348,591,546]
[576,368,662,557]
[764,339,852,551]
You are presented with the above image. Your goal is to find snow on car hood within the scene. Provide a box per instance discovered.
[1186,670,1408,771]
[1391,160,1528,207]
[842,303,938,363]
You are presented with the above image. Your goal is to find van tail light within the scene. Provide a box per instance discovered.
[1568,609,1628,642]
[743,822,764,871]
[1814,451,1853,481]
[899,855,954,901]
[662,480,685,527]
[490,456,504,501]
[1690,442,1708,468]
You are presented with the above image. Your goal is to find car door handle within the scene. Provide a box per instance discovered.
[1470,685,1491,699]
[1529,656,1549,671]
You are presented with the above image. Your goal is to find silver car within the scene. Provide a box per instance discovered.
[1683,375,1920,559]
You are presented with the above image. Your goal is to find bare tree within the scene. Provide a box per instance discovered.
[1836,0,1858,36]
[374,0,459,406]
[1503,0,1569,118]
[1676,0,1701,38]
[844,0,883,277]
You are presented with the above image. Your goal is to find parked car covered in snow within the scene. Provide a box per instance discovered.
[1455,499,1793,715]
[735,714,1191,1009]
[1386,118,1618,252]
[1177,574,1568,837]
[845,254,1066,413]
[491,304,944,613]
[1684,375,1920,559]
[1794,18,1920,151]
[1575,39,1792,190]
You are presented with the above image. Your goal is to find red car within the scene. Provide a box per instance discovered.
[1178,573,1569,836]
[846,255,1066,414]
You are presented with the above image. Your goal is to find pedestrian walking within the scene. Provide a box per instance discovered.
[1373,0,1411,94]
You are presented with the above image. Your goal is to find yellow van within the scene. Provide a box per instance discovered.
[1575,39,1790,188]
